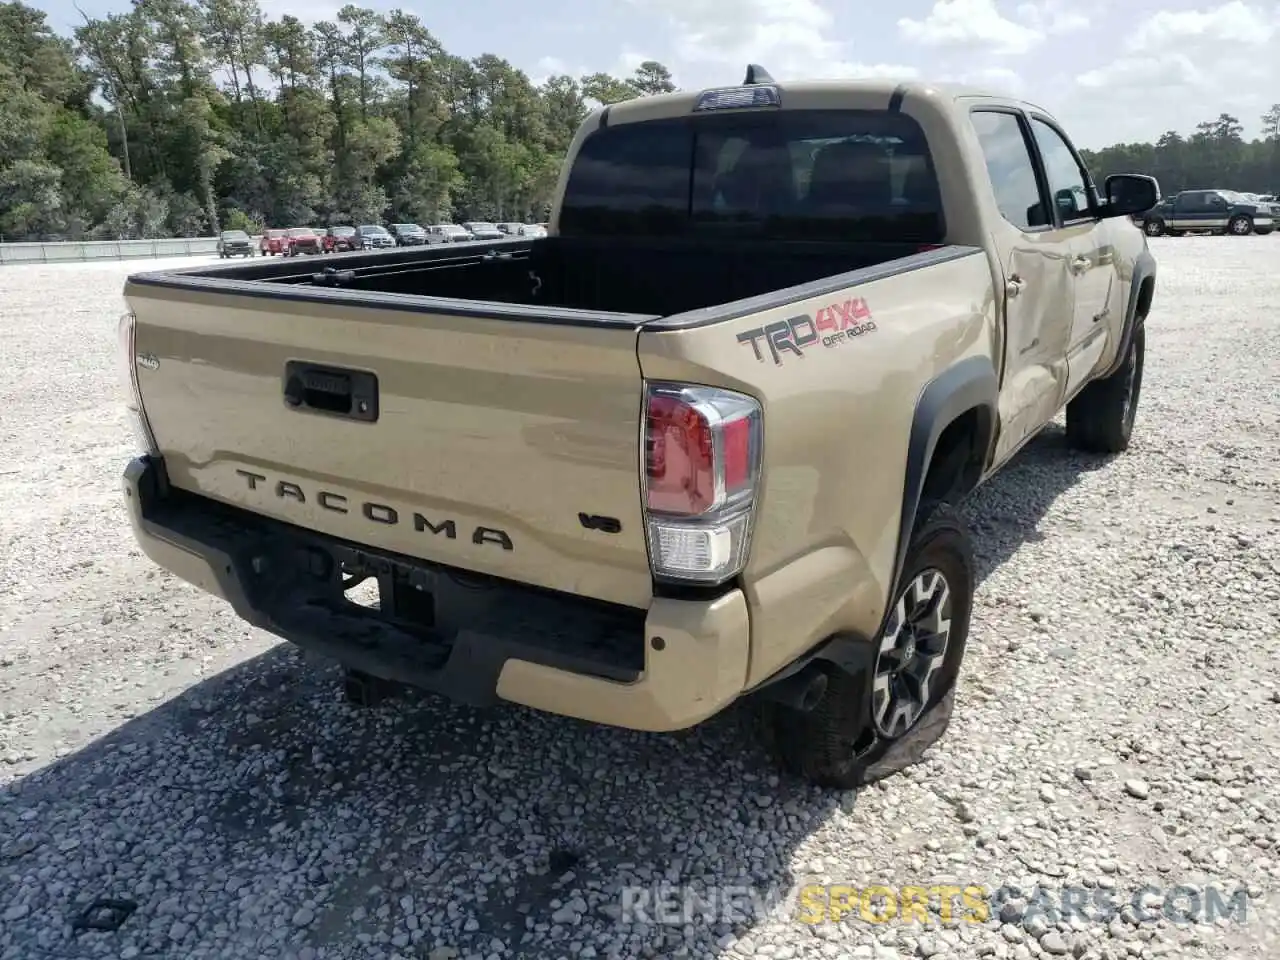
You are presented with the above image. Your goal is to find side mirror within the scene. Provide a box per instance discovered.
[1102,174,1160,219]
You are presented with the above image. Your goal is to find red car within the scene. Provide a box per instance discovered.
[260,229,289,256]
[285,227,321,256]
[323,226,359,253]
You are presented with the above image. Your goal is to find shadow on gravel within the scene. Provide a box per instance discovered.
[0,426,1113,960]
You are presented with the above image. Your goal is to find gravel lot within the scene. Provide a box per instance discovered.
[1,238,1278,960]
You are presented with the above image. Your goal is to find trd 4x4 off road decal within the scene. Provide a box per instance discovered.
[737,296,876,365]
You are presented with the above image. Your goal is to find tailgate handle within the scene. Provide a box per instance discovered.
[283,361,379,422]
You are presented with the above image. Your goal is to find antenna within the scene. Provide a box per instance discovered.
[743,64,775,85]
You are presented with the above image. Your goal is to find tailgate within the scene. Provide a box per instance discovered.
[124,284,653,609]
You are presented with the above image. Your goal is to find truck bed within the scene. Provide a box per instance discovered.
[123,237,981,614]
[131,235,962,323]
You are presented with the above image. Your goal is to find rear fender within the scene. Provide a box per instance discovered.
[889,356,997,602]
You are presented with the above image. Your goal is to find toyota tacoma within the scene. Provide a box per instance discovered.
[116,69,1158,788]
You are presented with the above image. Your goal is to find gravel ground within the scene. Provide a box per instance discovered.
[1,238,1278,960]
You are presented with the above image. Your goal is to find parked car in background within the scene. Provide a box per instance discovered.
[260,229,289,256]
[517,224,547,238]
[462,221,503,241]
[285,227,322,255]
[1242,191,1280,222]
[1137,189,1274,237]
[495,222,525,236]
[217,229,255,258]
[356,224,395,249]
[390,223,429,246]
[322,226,358,253]
[429,224,473,243]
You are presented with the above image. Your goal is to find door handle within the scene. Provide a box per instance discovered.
[1071,255,1092,274]
[283,361,379,422]
[1006,275,1025,298]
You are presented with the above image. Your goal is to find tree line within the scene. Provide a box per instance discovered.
[0,0,675,240]
[2,0,1278,242]
[1080,111,1280,200]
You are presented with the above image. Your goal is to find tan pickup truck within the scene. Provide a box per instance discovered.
[117,67,1159,789]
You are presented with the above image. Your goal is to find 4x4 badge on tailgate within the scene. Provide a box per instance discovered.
[135,353,160,371]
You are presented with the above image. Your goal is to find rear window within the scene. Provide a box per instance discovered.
[558,109,944,242]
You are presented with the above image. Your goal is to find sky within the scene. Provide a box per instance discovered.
[32,0,1280,149]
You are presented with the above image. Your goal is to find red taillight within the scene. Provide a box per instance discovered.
[642,382,763,583]
[646,394,715,515]
[721,416,750,490]
[918,243,944,253]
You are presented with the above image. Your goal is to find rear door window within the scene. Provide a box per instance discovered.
[970,110,1049,231]
[558,109,945,242]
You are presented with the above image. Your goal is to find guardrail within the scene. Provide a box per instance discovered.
[0,237,256,266]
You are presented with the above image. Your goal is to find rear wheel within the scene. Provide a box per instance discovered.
[1143,219,1165,237]
[1228,215,1253,236]
[763,505,973,790]
[1066,324,1145,454]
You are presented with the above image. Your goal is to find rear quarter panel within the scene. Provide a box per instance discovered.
[638,250,998,687]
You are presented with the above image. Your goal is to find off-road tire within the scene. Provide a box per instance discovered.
[762,504,974,790]
[1066,323,1145,454]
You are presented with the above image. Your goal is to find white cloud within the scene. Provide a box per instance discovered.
[1126,1,1275,52]
[1060,2,1278,145]
[628,0,917,85]
[898,0,1044,56]
[1015,0,1089,35]
[1076,54,1204,90]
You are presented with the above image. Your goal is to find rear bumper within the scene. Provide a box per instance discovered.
[122,456,750,731]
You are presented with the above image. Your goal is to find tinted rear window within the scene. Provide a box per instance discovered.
[559,109,944,242]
